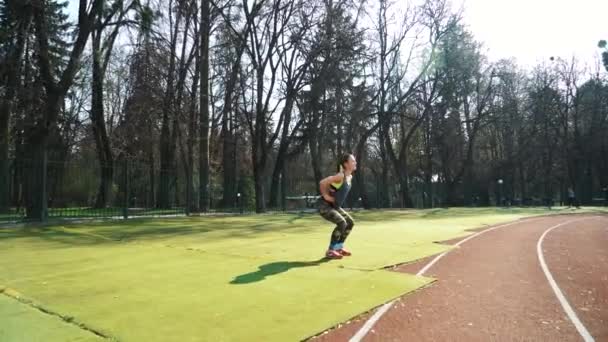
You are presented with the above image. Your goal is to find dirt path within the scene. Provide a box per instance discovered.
[313,214,607,341]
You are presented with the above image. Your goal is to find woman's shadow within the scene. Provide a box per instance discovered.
[230,258,331,284]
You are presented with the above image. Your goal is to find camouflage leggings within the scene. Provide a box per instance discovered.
[319,199,355,248]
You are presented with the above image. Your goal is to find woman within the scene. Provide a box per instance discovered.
[318,153,357,259]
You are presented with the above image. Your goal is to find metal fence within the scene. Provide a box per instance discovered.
[0,156,419,222]
[2,156,606,223]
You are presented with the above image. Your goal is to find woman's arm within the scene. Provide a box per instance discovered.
[319,173,344,204]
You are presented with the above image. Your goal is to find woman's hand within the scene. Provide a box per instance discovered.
[319,173,343,206]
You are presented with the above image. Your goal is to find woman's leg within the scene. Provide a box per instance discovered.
[320,202,349,250]
[336,207,355,244]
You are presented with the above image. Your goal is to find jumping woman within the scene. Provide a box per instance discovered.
[318,153,357,259]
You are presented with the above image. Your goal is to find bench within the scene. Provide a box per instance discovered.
[285,195,320,209]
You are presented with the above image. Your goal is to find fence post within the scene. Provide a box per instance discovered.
[1,158,11,214]
[123,159,129,219]
[280,171,286,212]
[41,151,48,222]
[185,172,190,216]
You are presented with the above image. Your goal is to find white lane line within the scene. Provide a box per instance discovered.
[537,218,595,342]
[349,218,539,342]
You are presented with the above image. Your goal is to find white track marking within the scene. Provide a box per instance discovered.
[537,218,595,342]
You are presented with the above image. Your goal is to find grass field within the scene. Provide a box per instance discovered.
[1,207,606,341]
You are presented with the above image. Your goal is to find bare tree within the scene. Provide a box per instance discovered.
[267,0,320,208]
[375,0,455,207]
[90,0,137,208]
[158,0,198,208]
[25,0,103,220]
[229,0,300,212]
[199,0,212,211]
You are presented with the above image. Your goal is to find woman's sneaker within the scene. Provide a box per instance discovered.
[325,249,343,259]
[337,248,351,256]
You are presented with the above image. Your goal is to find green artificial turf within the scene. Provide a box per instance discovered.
[1,207,604,341]
[0,293,104,342]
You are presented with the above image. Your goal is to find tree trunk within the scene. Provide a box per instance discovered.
[158,80,174,210]
[280,165,287,210]
[423,115,433,208]
[23,94,61,220]
[252,139,266,213]
[378,131,390,208]
[221,44,245,208]
[445,180,458,206]
[269,95,296,207]
[91,32,113,208]
[157,7,181,209]
[253,67,267,213]
[184,32,200,212]
[0,98,12,213]
[398,156,414,207]
[353,146,368,208]
[253,174,266,213]
[463,167,474,206]
[353,122,380,208]
[199,0,211,212]
[336,88,343,156]
[310,103,327,187]
[518,160,526,201]
[222,117,236,208]
[23,136,48,220]
[269,157,284,208]
[158,114,172,209]
[148,152,155,207]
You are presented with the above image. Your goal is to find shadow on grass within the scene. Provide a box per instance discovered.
[5,208,586,247]
[230,258,330,284]
[288,213,308,224]
[0,225,208,245]
[0,215,323,247]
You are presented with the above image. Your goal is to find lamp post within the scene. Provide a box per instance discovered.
[497,179,503,207]
[237,192,242,214]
